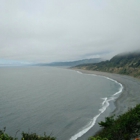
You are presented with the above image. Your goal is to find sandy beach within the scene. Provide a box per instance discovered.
[72,69,140,140]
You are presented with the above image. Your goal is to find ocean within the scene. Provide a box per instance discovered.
[0,66,123,140]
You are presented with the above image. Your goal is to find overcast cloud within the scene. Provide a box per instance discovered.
[0,0,140,63]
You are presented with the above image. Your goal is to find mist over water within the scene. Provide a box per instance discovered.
[0,67,121,140]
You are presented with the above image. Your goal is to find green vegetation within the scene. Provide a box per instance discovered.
[90,104,140,140]
[88,136,108,140]
[74,52,140,78]
[0,129,56,140]
[0,128,16,140]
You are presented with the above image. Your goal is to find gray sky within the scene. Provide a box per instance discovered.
[0,0,140,63]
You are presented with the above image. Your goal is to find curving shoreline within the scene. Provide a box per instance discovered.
[69,70,123,140]
[71,68,140,140]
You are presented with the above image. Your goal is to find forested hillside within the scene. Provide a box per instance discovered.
[74,52,140,78]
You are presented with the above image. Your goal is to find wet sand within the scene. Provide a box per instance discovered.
[72,69,140,140]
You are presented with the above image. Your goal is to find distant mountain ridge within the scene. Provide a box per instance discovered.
[74,52,140,78]
[36,58,102,67]
[0,58,102,67]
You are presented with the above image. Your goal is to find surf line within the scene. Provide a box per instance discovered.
[69,71,123,140]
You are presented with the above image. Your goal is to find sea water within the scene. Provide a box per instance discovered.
[0,67,122,140]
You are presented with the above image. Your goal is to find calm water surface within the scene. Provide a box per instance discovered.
[0,67,121,140]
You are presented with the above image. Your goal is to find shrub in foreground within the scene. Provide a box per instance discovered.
[0,128,55,140]
[94,104,140,140]
[88,136,108,140]
[21,132,56,140]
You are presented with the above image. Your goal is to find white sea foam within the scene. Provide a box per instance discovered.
[104,77,123,96]
[76,71,83,74]
[69,97,110,140]
[102,98,107,106]
[69,71,123,140]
